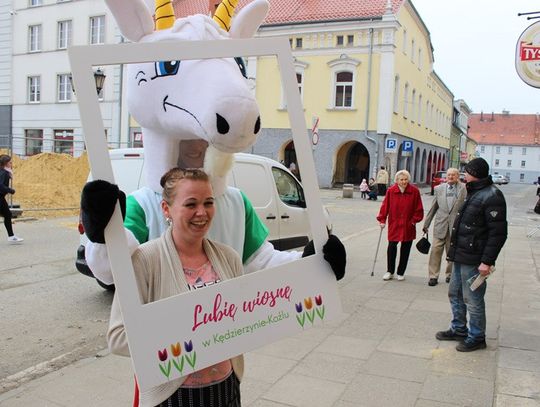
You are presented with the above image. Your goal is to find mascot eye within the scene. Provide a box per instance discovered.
[234,57,247,78]
[154,61,180,78]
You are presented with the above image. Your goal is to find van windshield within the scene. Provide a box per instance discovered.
[271,167,305,207]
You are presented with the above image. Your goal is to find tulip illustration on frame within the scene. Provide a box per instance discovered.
[184,340,197,370]
[171,342,185,375]
[315,294,325,320]
[157,348,172,379]
[295,302,306,327]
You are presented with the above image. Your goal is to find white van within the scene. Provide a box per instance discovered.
[76,148,331,288]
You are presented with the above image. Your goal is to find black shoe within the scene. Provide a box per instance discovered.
[456,340,487,352]
[446,276,451,283]
[428,278,438,286]
[435,329,467,341]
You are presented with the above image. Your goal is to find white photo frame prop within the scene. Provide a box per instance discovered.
[69,38,342,392]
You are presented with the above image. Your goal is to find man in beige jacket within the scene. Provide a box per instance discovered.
[376,166,389,196]
[423,168,466,286]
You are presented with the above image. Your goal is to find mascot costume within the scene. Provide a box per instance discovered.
[82,0,346,287]
[81,0,346,404]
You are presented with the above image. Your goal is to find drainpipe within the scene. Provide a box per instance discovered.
[364,27,376,177]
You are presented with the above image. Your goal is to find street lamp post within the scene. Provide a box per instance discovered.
[69,68,106,95]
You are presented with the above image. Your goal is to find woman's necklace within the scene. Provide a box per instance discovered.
[183,260,210,276]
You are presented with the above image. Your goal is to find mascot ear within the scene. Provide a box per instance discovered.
[229,0,269,39]
[105,0,154,42]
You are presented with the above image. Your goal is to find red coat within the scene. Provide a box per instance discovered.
[377,183,424,242]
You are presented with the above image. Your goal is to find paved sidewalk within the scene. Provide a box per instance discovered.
[1,191,539,406]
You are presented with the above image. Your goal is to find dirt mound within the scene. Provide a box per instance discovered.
[2,150,90,218]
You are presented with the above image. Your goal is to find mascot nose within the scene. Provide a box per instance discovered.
[216,113,261,136]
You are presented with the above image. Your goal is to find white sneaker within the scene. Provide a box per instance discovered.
[383,272,393,281]
[7,236,24,244]
[396,275,405,281]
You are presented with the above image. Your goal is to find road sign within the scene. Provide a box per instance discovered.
[402,140,413,157]
[385,138,397,153]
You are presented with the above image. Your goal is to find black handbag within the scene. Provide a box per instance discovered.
[416,233,431,254]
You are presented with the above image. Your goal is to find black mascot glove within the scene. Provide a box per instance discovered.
[80,180,126,244]
[302,234,346,281]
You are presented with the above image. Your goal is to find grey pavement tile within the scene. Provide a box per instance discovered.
[315,335,377,360]
[495,394,540,407]
[291,351,363,384]
[499,329,540,352]
[363,297,411,313]
[409,299,452,314]
[261,373,346,407]
[499,348,540,373]
[241,377,274,406]
[291,326,334,344]
[333,317,393,340]
[419,373,493,406]
[0,395,63,407]
[254,336,320,361]
[340,373,422,407]
[243,353,298,384]
[362,351,429,383]
[377,336,439,359]
[429,344,497,380]
[332,401,359,407]
[247,400,295,407]
[497,368,540,399]
[414,400,460,407]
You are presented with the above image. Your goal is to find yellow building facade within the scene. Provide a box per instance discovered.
[250,0,454,187]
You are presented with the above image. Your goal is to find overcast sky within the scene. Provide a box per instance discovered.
[411,0,539,114]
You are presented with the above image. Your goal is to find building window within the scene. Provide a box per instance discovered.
[403,83,409,118]
[334,71,353,107]
[520,173,525,182]
[347,35,354,45]
[57,20,72,49]
[521,160,526,168]
[54,129,74,155]
[402,29,407,54]
[295,37,303,49]
[130,132,143,148]
[28,76,40,103]
[57,74,72,102]
[425,100,429,128]
[89,15,105,45]
[25,129,43,156]
[296,72,303,97]
[29,0,42,6]
[480,145,485,153]
[495,159,499,166]
[393,76,399,113]
[417,94,422,124]
[411,89,416,122]
[522,147,527,155]
[508,146,513,154]
[28,25,42,52]
[289,38,293,48]
[418,48,422,69]
[336,35,344,46]
[496,146,500,154]
[507,159,512,167]
[411,39,415,62]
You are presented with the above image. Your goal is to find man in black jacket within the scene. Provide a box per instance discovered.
[435,158,507,352]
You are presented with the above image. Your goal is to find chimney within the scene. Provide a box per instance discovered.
[480,111,484,121]
[502,109,510,116]
[491,111,494,121]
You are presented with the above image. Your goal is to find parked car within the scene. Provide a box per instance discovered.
[430,170,466,195]
[491,174,509,185]
[76,148,332,289]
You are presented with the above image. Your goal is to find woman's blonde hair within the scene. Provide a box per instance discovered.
[160,168,210,204]
[394,169,411,182]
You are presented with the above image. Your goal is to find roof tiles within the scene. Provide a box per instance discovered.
[468,113,540,146]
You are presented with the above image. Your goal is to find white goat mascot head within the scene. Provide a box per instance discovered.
[105,0,269,193]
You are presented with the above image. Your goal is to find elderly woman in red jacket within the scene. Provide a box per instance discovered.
[377,169,424,281]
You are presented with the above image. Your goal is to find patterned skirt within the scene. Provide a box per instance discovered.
[156,373,241,407]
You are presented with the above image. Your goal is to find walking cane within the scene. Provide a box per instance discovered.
[370,226,384,277]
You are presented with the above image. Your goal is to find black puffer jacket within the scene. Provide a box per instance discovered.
[447,176,507,266]
[0,168,15,197]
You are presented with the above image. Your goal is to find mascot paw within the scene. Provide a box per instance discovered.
[301,235,346,281]
[81,180,126,244]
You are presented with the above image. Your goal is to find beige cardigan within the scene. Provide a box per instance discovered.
[107,226,245,407]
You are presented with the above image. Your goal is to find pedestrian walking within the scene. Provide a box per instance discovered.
[0,155,23,244]
[376,166,389,196]
[436,157,507,352]
[422,168,466,286]
[359,178,369,199]
[376,170,423,281]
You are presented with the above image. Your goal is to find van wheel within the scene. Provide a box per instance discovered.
[96,279,115,291]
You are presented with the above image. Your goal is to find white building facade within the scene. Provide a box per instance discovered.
[477,144,539,184]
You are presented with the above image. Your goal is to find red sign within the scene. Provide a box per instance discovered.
[520,42,540,61]
[516,21,540,88]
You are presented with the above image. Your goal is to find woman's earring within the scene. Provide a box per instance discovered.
[166,217,172,226]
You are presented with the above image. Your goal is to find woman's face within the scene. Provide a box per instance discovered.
[397,175,409,189]
[178,140,209,168]
[162,179,215,241]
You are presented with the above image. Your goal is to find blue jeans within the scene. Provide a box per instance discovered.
[448,262,487,343]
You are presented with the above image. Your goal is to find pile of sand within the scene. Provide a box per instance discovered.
[2,150,90,218]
